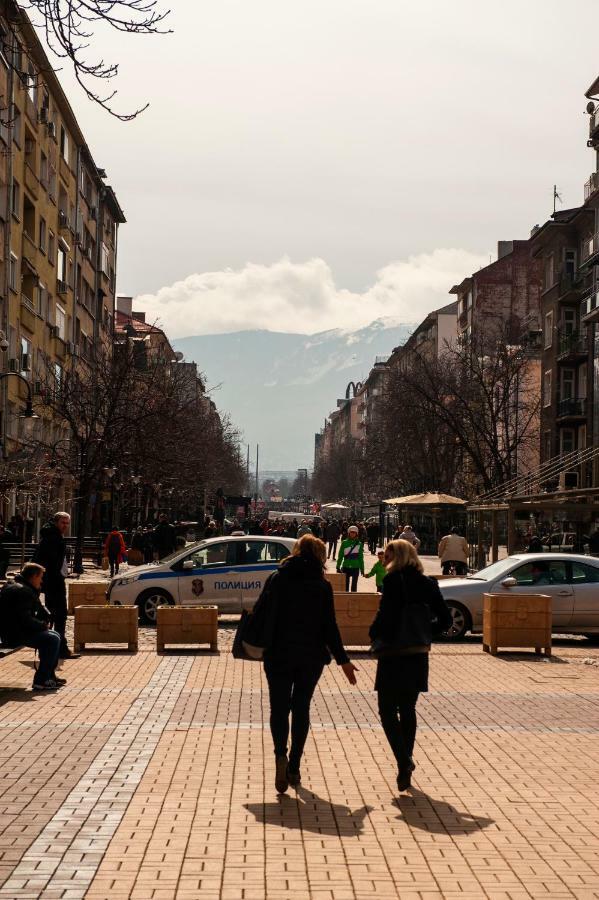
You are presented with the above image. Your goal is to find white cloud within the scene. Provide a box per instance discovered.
[133,248,489,338]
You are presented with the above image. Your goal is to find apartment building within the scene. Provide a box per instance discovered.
[386,301,458,370]
[0,6,125,464]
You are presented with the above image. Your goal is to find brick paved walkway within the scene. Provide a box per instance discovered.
[0,616,598,898]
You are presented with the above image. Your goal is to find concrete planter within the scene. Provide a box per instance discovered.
[74,605,138,652]
[156,605,218,652]
[326,572,346,593]
[334,592,380,646]
[483,593,552,656]
[67,582,108,615]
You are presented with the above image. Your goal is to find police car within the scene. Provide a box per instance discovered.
[107,535,296,623]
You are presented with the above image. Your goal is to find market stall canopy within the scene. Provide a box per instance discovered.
[383,492,466,506]
[321,502,351,510]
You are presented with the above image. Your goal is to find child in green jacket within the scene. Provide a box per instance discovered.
[365,551,386,592]
[336,526,364,592]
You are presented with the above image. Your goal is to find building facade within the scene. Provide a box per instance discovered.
[0,4,124,524]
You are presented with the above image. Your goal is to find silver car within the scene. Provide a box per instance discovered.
[440,553,599,640]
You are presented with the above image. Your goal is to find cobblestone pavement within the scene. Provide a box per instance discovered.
[0,578,598,898]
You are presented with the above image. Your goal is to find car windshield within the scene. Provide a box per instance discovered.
[468,558,518,581]
[160,542,204,565]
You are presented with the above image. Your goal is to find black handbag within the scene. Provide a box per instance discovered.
[232,576,277,661]
[232,610,265,661]
[370,575,432,659]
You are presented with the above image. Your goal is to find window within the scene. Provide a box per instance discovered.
[544,254,555,290]
[512,560,568,586]
[578,364,587,400]
[570,562,599,584]
[543,430,552,461]
[185,542,237,568]
[564,248,577,276]
[25,63,36,105]
[561,368,575,401]
[38,282,47,319]
[48,230,55,263]
[39,217,46,252]
[543,370,552,407]
[57,244,67,282]
[40,151,48,188]
[11,179,20,219]
[544,311,553,349]
[101,242,110,275]
[12,104,21,146]
[562,308,576,334]
[0,23,8,67]
[59,125,69,162]
[9,252,17,292]
[20,336,32,373]
[55,304,66,341]
[560,428,575,455]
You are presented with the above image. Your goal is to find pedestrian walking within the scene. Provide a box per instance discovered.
[336,525,364,592]
[249,534,357,793]
[0,563,67,690]
[325,520,341,560]
[297,522,312,538]
[526,532,544,554]
[103,526,127,577]
[364,550,386,592]
[369,539,451,791]
[152,514,177,560]
[588,528,599,557]
[32,511,79,660]
[400,525,420,549]
[438,527,469,576]
[366,521,380,555]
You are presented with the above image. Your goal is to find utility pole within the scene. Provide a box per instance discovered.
[255,444,259,503]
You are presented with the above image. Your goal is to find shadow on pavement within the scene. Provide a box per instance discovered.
[394,787,494,834]
[0,687,38,704]
[245,785,372,836]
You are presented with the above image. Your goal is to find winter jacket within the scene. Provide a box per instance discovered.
[297,524,312,537]
[438,533,469,564]
[325,522,341,542]
[336,538,364,573]
[0,575,51,647]
[400,529,420,548]
[152,522,177,558]
[366,524,379,541]
[365,560,386,588]
[33,522,67,588]
[104,530,127,561]
[252,556,349,667]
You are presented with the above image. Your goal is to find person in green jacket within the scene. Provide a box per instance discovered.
[336,525,364,592]
[364,550,386,593]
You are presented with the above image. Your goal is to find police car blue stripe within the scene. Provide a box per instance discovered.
[137,564,278,581]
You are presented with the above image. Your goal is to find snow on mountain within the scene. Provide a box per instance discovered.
[173,318,413,470]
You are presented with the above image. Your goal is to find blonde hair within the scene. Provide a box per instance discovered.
[384,539,423,575]
[286,533,327,570]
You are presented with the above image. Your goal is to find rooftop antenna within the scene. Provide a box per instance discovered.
[553,184,562,214]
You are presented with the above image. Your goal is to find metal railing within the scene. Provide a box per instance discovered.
[475,443,599,502]
[557,330,587,357]
[584,172,599,202]
[557,397,586,418]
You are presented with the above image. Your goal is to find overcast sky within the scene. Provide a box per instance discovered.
[56,0,597,336]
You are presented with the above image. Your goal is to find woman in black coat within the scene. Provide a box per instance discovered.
[252,534,358,794]
[369,539,452,791]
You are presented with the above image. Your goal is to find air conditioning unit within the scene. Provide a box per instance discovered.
[7,358,18,373]
[49,324,59,337]
[559,470,579,490]
[58,210,70,231]
[74,232,82,247]
[38,107,48,124]
[47,121,56,139]
[90,206,98,221]
[57,280,68,294]
[33,380,42,395]
[21,353,30,372]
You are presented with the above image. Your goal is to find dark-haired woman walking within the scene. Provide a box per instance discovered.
[253,534,358,793]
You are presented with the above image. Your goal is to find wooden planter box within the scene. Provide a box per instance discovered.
[326,572,346,593]
[68,581,108,615]
[74,605,138,652]
[334,592,380,646]
[483,593,551,657]
[156,605,218,652]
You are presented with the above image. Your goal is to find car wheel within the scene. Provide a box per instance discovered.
[444,602,471,640]
[136,588,174,625]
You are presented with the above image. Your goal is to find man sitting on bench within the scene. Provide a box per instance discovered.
[0,563,66,691]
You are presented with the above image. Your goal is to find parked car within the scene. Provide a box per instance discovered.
[107,535,296,623]
[541,532,588,553]
[439,553,599,640]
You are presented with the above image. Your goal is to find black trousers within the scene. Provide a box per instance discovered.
[44,579,68,655]
[344,569,359,592]
[377,688,420,769]
[264,659,324,770]
[368,539,378,554]
[109,554,120,577]
[442,560,467,576]
[327,539,338,559]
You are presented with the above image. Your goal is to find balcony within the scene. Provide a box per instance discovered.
[581,231,599,265]
[556,330,588,361]
[556,397,587,421]
[558,269,584,300]
[58,209,71,232]
[582,289,599,323]
[584,172,599,202]
[590,109,599,139]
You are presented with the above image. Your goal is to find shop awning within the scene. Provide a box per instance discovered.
[383,492,466,506]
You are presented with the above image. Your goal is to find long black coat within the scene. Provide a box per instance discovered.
[252,556,349,667]
[0,576,51,647]
[369,567,452,693]
[32,523,67,591]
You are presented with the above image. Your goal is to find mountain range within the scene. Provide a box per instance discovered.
[173,319,414,471]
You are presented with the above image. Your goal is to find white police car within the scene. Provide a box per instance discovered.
[107,535,296,623]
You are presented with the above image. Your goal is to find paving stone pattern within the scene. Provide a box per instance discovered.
[0,615,598,897]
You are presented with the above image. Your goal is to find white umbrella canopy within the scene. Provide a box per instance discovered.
[383,492,466,506]
[321,502,351,510]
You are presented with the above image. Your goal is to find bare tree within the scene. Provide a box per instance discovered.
[16,0,171,118]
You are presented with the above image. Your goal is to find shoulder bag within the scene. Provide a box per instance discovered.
[370,573,432,659]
